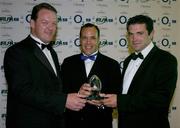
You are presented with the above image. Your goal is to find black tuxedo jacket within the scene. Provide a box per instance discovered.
[117,46,178,128]
[61,52,122,128]
[4,36,67,128]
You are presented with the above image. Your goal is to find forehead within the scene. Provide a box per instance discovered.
[128,23,147,31]
[81,27,97,35]
[37,9,56,18]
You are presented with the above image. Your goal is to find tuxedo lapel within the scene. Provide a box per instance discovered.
[33,46,55,75]
[133,46,157,80]
[29,38,56,76]
[127,46,158,93]
[79,54,88,79]
[122,56,132,78]
[49,48,60,77]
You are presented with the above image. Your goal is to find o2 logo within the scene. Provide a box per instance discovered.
[161,16,176,26]
[74,38,80,47]
[161,38,176,48]
[161,0,177,5]
[155,38,176,48]
[154,16,176,27]
[119,38,128,47]
[25,14,31,23]
[119,15,128,24]
[74,15,82,24]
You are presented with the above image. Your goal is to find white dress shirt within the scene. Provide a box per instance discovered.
[83,51,98,77]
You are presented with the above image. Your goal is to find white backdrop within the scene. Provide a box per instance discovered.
[0,0,179,128]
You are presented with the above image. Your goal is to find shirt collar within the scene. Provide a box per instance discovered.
[82,51,98,56]
[136,42,154,59]
[82,51,98,61]
[30,34,46,45]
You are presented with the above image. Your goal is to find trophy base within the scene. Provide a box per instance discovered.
[86,95,104,100]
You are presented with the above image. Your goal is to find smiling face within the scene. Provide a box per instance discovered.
[80,26,100,55]
[30,9,57,44]
[127,23,154,52]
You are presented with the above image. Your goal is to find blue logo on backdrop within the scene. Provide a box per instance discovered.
[73,15,114,25]
[154,16,176,27]
[1,114,6,120]
[74,15,83,24]
[114,0,129,3]
[0,39,17,48]
[161,38,176,48]
[0,15,19,24]
[25,14,31,23]
[74,38,80,47]
[100,39,113,47]
[119,15,128,24]
[57,16,68,23]
[95,16,113,25]
[154,38,176,48]
[52,40,68,48]
[1,90,8,96]
[161,0,177,5]
[119,38,128,47]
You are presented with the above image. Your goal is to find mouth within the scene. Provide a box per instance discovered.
[132,42,140,46]
[85,45,92,50]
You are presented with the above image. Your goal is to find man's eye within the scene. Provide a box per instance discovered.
[81,37,87,40]
[41,21,48,25]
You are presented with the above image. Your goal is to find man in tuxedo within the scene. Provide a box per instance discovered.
[3,3,86,128]
[61,23,122,128]
[102,15,178,128]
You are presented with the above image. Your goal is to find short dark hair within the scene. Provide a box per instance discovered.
[126,15,154,35]
[80,23,100,38]
[31,3,57,21]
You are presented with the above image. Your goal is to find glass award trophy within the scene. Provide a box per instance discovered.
[86,75,103,100]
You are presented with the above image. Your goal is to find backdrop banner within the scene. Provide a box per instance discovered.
[0,0,179,128]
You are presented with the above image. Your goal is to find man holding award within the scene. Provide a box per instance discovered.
[102,15,178,128]
[61,23,122,128]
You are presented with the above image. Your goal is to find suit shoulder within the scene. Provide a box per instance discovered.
[100,53,119,64]
[157,48,177,62]
[4,36,34,59]
[64,54,80,60]
[62,54,80,63]
[6,36,30,51]
[5,41,24,56]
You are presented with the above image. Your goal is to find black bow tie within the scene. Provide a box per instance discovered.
[41,43,52,50]
[80,54,96,61]
[35,41,52,50]
[132,52,144,60]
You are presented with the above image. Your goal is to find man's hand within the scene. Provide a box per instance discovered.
[78,83,92,97]
[65,93,86,111]
[102,94,117,108]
